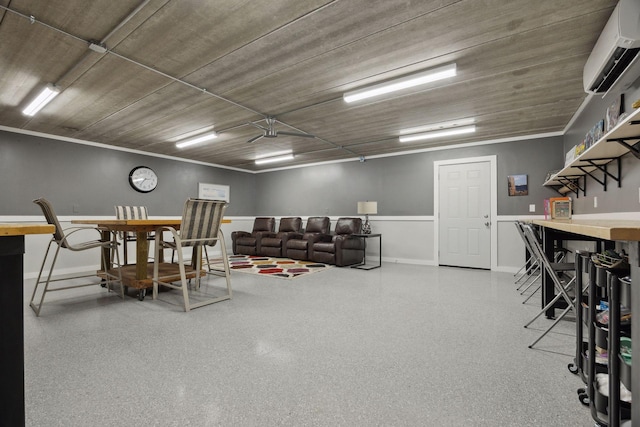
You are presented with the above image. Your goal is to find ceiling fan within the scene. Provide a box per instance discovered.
[247,117,315,143]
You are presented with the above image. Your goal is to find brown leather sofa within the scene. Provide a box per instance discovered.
[231,217,275,255]
[285,217,330,261]
[260,217,302,257]
[311,217,364,267]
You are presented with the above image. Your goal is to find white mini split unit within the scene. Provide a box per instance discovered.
[583,0,640,95]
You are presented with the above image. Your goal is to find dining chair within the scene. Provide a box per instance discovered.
[152,198,231,312]
[521,223,578,348]
[31,198,124,316]
[114,205,153,265]
[513,221,540,289]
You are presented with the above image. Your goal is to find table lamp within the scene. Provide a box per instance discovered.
[357,201,377,234]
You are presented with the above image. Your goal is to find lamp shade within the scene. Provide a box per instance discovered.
[357,201,378,215]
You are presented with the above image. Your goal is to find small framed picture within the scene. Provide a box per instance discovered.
[507,174,528,196]
[550,197,572,219]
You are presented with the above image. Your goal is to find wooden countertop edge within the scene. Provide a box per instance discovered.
[531,219,640,241]
[0,224,55,236]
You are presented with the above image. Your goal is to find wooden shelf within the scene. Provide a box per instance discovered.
[544,107,640,195]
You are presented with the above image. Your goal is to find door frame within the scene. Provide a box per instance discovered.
[433,155,497,270]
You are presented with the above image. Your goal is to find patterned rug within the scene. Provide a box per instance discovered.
[212,255,333,279]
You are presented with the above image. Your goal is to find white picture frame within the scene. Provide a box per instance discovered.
[198,183,230,202]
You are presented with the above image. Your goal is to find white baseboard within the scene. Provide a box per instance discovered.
[380,256,436,266]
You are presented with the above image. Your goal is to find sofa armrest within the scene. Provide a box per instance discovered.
[335,234,365,250]
[231,230,251,240]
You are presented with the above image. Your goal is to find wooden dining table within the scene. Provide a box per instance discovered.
[71,219,230,300]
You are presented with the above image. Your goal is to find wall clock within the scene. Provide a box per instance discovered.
[128,166,158,193]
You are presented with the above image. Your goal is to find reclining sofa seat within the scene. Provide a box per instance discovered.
[260,217,302,257]
[231,217,275,255]
[285,216,330,261]
[311,217,364,267]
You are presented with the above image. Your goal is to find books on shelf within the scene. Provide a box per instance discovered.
[565,146,576,165]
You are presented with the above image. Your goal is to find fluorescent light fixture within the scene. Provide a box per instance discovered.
[399,125,476,143]
[169,125,215,142]
[254,150,292,160]
[400,117,476,135]
[343,63,456,103]
[254,154,294,165]
[22,84,61,116]
[175,132,218,148]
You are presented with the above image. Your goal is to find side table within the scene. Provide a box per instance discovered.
[352,233,382,270]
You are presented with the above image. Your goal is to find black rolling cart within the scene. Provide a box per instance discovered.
[569,251,592,397]
[584,255,632,427]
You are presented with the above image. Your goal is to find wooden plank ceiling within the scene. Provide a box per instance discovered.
[0,0,618,171]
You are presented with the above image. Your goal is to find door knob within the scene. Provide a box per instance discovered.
[484,222,490,228]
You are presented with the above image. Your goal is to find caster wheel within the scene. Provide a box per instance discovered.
[100,279,107,288]
[577,387,586,395]
[568,363,579,374]
[579,393,589,406]
[138,289,146,301]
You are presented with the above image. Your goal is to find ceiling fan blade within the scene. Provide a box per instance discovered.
[277,131,315,138]
[248,122,268,131]
[247,134,264,143]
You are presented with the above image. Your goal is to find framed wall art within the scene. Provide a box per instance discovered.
[198,183,230,202]
[507,174,528,196]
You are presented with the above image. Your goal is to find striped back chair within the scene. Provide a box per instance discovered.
[115,205,149,237]
[179,199,226,247]
[152,198,231,312]
[114,205,150,264]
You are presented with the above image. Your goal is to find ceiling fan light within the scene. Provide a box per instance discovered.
[175,132,218,148]
[255,154,295,165]
[343,63,456,103]
[399,125,476,142]
[22,83,61,116]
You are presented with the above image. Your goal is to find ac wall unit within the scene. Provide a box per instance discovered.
[583,0,640,95]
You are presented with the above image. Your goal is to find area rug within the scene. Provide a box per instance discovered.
[211,255,332,279]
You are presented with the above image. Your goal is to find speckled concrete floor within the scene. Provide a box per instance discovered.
[23,263,593,426]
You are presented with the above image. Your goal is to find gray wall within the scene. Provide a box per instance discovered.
[1,130,566,218]
[255,136,565,216]
[563,75,640,214]
[0,131,256,216]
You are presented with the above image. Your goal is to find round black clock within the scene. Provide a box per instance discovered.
[128,166,158,193]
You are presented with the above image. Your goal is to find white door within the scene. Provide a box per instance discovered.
[438,161,491,269]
